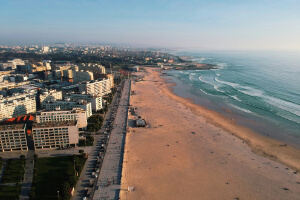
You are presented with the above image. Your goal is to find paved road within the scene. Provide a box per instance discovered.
[72,81,129,200]
[93,79,130,200]
[19,150,35,200]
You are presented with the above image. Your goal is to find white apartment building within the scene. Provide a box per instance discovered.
[64,93,102,111]
[0,90,37,121]
[79,79,111,96]
[81,63,106,74]
[0,124,28,152]
[32,121,78,149]
[36,108,87,129]
[72,70,94,83]
[40,89,63,107]
[42,100,92,118]
[42,46,49,53]
[8,59,25,69]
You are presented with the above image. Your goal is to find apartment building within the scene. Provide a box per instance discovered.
[41,100,92,118]
[32,121,78,149]
[36,108,87,129]
[80,63,106,74]
[72,70,94,83]
[64,93,102,111]
[79,79,111,96]
[106,74,114,88]
[0,90,37,121]
[40,89,63,107]
[0,124,28,152]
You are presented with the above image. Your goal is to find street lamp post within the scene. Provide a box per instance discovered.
[74,159,76,176]
[57,191,59,200]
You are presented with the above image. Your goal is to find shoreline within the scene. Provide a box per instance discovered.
[120,68,300,200]
[156,69,300,171]
[165,72,300,151]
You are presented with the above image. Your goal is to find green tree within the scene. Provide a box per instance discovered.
[20,154,25,160]
[60,181,71,200]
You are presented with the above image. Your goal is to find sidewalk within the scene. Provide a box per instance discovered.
[19,150,35,200]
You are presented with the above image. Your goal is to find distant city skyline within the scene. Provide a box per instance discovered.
[1,0,300,50]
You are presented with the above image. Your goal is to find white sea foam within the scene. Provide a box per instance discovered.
[200,74,300,124]
[199,88,208,95]
[188,73,197,81]
[212,62,227,71]
[215,77,240,88]
[189,74,193,81]
[237,86,264,97]
[215,77,265,97]
[213,85,224,93]
[231,95,242,102]
[274,111,300,125]
[214,77,300,121]
[234,84,300,118]
[235,88,300,124]
[230,104,254,114]
[198,76,214,86]
[263,96,300,117]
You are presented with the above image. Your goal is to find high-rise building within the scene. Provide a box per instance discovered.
[40,89,63,108]
[80,63,106,74]
[41,100,92,118]
[0,90,37,121]
[79,79,111,96]
[0,123,28,152]
[64,93,102,111]
[42,46,49,53]
[36,108,87,129]
[32,121,78,149]
[72,70,94,83]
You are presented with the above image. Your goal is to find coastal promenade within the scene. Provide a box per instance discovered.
[92,79,130,200]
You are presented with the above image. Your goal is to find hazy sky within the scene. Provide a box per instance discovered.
[1,0,300,50]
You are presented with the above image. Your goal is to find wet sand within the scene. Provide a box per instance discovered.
[120,68,300,200]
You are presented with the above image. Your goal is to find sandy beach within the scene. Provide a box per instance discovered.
[120,68,300,200]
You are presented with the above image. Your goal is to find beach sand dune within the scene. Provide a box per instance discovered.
[120,69,300,200]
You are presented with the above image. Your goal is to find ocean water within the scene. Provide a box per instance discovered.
[165,51,300,148]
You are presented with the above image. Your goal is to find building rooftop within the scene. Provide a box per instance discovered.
[32,121,77,128]
[43,100,89,105]
[0,123,25,131]
[37,108,86,115]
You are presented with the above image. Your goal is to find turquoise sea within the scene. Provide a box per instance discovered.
[166,51,300,148]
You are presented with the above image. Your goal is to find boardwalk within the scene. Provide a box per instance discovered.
[93,80,131,200]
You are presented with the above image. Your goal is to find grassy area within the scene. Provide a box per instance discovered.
[2,159,25,183]
[30,155,87,200]
[0,185,22,200]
